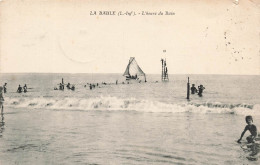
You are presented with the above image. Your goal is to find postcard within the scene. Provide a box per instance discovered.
[0,0,259,164]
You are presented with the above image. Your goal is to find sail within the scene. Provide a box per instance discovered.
[123,57,145,77]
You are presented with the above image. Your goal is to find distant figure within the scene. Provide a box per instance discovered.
[17,85,22,93]
[23,84,27,93]
[116,80,118,85]
[237,116,258,144]
[3,83,7,93]
[59,83,64,90]
[122,82,125,84]
[97,83,98,87]
[71,85,75,91]
[191,84,197,94]
[89,84,92,90]
[84,85,86,88]
[198,85,205,97]
[0,86,4,113]
[67,83,71,89]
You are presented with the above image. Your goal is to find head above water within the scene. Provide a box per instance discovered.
[245,115,253,124]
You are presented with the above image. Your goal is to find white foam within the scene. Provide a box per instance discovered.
[3,96,260,116]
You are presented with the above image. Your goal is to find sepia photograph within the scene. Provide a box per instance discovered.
[0,0,260,164]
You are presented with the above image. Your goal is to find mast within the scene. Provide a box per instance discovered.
[161,58,169,81]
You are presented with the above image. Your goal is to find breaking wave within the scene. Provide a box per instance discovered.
[3,96,260,116]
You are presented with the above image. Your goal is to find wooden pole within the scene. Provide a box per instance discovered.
[187,77,190,100]
[163,59,166,80]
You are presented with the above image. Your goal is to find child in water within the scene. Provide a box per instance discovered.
[237,116,258,144]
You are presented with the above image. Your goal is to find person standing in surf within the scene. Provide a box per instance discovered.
[0,86,4,113]
[23,84,27,93]
[59,83,64,90]
[237,116,258,144]
[191,84,197,94]
[17,85,23,93]
[198,85,205,97]
[66,83,71,89]
[3,83,7,93]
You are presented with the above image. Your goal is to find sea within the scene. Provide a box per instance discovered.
[0,73,259,165]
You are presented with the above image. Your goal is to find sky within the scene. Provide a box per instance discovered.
[0,0,259,75]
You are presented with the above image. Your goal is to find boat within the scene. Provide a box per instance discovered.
[123,57,146,82]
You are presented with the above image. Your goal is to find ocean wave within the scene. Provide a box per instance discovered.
[3,96,260,115]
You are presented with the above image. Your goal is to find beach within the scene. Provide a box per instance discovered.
[0,73,260,164]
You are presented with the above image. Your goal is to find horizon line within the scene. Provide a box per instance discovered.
[0,72,259,76]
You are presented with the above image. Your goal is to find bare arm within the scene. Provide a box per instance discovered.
[237,127,248,143]
[239,130,246,140]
